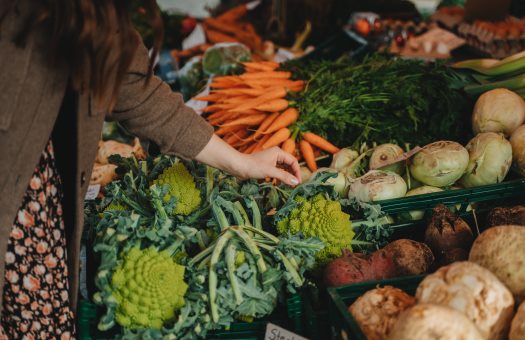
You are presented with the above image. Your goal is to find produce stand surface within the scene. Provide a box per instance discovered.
[327,276,425,340]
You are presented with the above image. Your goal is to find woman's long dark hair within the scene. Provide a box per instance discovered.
[1,0,164,109]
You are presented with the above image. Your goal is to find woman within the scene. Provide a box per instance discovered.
[0,0,300,337]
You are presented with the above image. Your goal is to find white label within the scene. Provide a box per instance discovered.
[85,184,101,201]
[182,24,207,51]
[264,323,308,340]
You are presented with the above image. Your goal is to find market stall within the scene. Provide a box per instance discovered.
[81,1,525,339]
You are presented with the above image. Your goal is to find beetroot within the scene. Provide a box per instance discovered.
[324,252,374,287]
[324,240,434,287]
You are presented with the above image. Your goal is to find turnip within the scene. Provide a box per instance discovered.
[348,286,415,340]
[416,261,515,340]
[469,225,525,302]
[389,304,484,340]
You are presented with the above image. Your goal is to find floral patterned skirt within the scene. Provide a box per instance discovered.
[1,141,75,339]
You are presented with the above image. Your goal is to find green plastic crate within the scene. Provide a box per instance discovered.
[327,276,425,340]
[378,178,525,215]
[78,293,303,340]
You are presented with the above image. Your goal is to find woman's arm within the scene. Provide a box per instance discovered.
[195,135,300,186]
[107,36,300,185]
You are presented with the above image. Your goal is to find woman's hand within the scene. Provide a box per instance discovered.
[195,135,301,186]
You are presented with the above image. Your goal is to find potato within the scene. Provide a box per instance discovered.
[510,301,525,340]
[389,304,484,340]
[469,225,525,302]
[416,261,514,340]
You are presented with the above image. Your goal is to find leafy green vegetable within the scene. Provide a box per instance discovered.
[110,245,188,329]
[284,55,470,147]
[152,161,202,216]
[276,194,354,263]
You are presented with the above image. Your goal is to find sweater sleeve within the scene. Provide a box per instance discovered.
[107,39,214,159]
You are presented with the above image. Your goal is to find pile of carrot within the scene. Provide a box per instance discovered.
[196,61,341,172]
[171,4,265,63]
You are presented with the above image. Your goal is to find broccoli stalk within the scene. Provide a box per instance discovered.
[225,242,244,305]
[209,231,233,323]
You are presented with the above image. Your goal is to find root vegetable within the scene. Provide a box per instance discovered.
[389,304,484,340]
[348,286,416,340]
[510,124,525,175]
[469,225,525,302]
[377,239,434,277]
[416,261,515,340]
[348,170,407,202]
[324,239,433,287]
[487,206,525,227]
[510,301,525,340]
[472,88,525,137]
[323,252,375,287]
[369,143,405,174]
[330,148,359,171]
[425,204,474,267]
[460,132,513,188]
[410,141,469,187]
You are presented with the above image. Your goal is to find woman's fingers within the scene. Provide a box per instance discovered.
[266,167,299,187]
[274,148,301,182]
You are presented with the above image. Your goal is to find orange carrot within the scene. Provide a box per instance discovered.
[240,71,291,80]
[212,88,267,96]
[205,29,237,44]
[245,79,302,89]
[262,128,291,150]
[254,99,289,112]
[215,125,240,136]
[224,128,249,145]
[302,132,340,154]
[252,112,280,141]
[251,134,272,153]
[300,140,317,172]
[232,88,287,112]
[242,62,278,72]
[281,138,296,155]
[263,108,299,134]
[220,114,268,127]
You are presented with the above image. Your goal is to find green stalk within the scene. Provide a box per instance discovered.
[245,197,262,229]
[209,231,233,323]
[225,242,243,305]
[234,201,251,226]
[242,225,280,244]
[464,74,525,96]
[274,250,303,286]
[206,166,215,198]
[217,197,244,226]
[212,203,230,230]
[189,241,216,266]
[230,226,267,273]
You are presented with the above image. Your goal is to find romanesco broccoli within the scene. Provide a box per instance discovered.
[110,246,188,329]
[152,162,201,216]
[276,194,354,263]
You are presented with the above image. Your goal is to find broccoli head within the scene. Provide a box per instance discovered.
[110,246,188,329]
[152,162,201,216]
[276,194,354,263]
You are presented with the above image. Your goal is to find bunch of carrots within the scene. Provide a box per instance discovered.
[195,61,340,172]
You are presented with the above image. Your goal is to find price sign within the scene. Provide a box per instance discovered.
[264,323,308,340]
